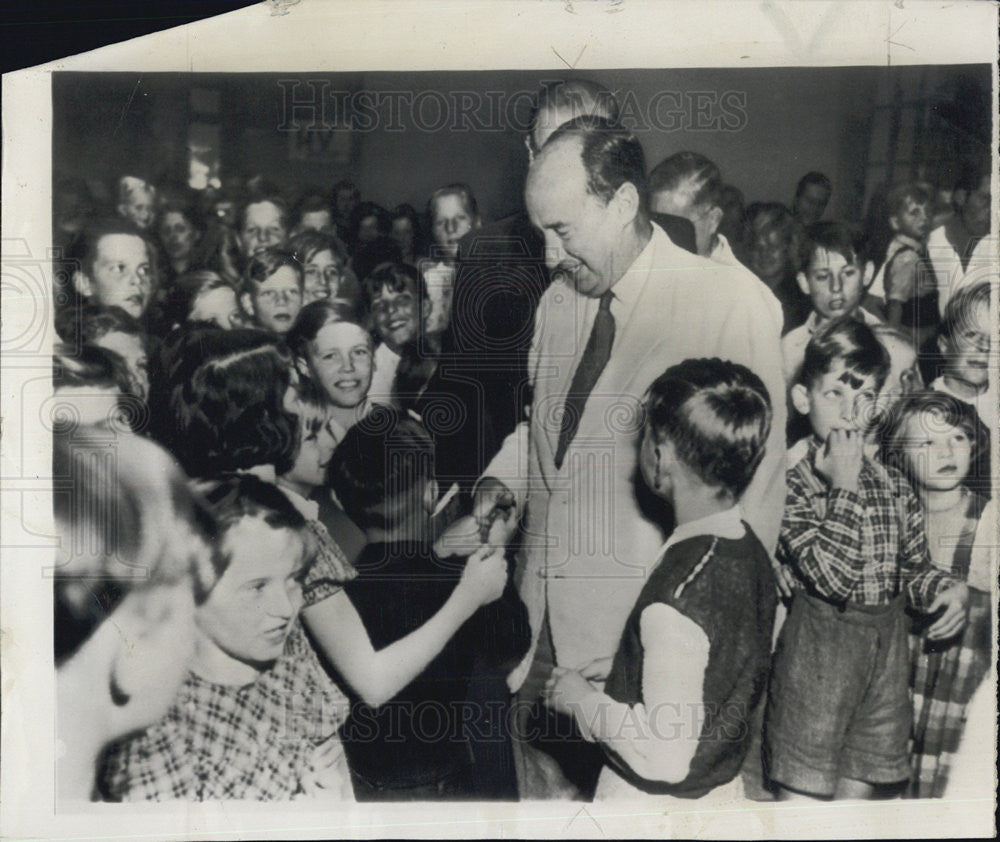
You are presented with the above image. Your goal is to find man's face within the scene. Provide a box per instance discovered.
[942,299,991,390]
[891,198,932,242]
[240,201,287,257]
[196,515,306,666]
[959,175,991,238]
[306,321,374,409]
[793,183,831,226]
[357,214,381,245]
[79,234,153,319]
[190,285,244,329]
[244,266,303,335]
[93,330,149,402]
[791,362,879,441]
[371,282,421,352]
[526,139,625,297]
[303,248,344,304]
[797,247,866,323]
[649,178,719,257]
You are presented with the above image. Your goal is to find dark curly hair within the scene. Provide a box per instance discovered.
[149,327,299,477]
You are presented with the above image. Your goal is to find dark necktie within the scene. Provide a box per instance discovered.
[554,290,615,469]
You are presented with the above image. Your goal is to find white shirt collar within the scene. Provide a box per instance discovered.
[276,482,319,521]
[657,504,745,561]
[605,222,661,317]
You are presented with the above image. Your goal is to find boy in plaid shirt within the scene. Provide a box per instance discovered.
[765,318,969,800]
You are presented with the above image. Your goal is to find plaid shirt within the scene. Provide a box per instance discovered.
[103,621,350,801]
[778,438,954,609]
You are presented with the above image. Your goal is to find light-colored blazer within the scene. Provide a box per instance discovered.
[484,224,787,690]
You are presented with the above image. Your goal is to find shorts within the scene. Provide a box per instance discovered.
[764,592,911,796]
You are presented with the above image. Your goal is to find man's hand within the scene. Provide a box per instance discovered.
[926,582,969,641]
[542,667,595,717]
[772,560,797,599]
[814,428,864,492]
[576,656,613,683]
[472,476,519,547]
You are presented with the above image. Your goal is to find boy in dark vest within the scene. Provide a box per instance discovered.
[543,358,777,802]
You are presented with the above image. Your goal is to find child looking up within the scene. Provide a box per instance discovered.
[882,391,993,798]
[766,319,968,801]
[544,358,777,803]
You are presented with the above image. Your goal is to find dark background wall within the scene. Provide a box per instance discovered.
[53,65,990,225]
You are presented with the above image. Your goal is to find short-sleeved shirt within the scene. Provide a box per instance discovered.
[101,621,350,801]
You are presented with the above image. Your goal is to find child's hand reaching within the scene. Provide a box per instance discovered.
[814,428,864,492]
[925,582,969,641]
[542,667,596,717]
[456,544,508,608]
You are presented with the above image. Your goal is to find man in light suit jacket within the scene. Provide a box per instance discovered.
[473,117,787,797]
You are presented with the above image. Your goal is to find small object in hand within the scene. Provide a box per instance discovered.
[478,490,517,544]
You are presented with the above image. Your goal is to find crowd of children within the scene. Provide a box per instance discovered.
[52,82,994,806]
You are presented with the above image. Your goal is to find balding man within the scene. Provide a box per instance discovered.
[446,80,696,449]
[474,118,787,797]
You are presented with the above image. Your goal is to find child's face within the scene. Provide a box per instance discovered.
[303,248,344,304]
[78,233,154,319]
[391,218,415,256]
[900,411,972,493]
[240,201,287,256]
[797,247,867,322]
[336,189,357,220]
[284,418,338,490]
[941,300,991,390]
[750,228,790,282]
[246,266,303,335]
[959,175,991,238]
[93,330,149,402]
[158,211,198,264]
[890,198,932,242]
[431,194,477,258]
[371,281,421,352]
[197,515,307,666]
[299,209,334,235]
[357,214,381,244]
[190,285,244,330]
[791,362,879,440]
[306,321,374,409]
[120,188,155,230]
[794,184,831,226]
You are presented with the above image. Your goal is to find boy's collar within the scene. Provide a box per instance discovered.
[660,505,744,558]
